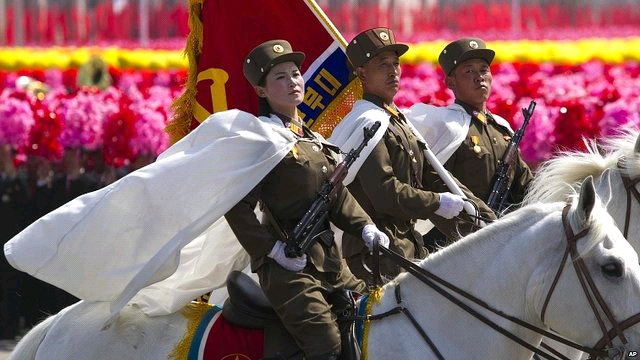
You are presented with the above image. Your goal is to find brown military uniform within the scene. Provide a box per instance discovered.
[225,116,369,357]
[343,94,496,284]
[444,100,533,205]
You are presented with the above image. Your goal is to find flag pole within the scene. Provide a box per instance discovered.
[304,0,348,49]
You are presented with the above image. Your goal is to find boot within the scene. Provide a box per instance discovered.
[327,290,361,360]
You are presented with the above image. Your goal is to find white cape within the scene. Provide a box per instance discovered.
[4,110,296,316]
[405,102,514,163]
[328,100,429,185]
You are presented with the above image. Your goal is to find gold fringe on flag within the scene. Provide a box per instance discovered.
[165,0,205,145]
[361,287,383,360]
[168,301,216,360]
[309,78,362,138]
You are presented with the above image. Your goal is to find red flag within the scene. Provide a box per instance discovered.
[168,0,361,143]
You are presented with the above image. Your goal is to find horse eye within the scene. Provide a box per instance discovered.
[601,262,624,278]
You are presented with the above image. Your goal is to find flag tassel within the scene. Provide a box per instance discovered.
[166,0,205,144]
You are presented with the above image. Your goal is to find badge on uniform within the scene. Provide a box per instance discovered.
[473,111,486,124]
[383,104,400,119]
[288,118,304,137]
[471,135,482,153]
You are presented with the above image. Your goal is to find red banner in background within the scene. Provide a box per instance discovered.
[168,0,359,142]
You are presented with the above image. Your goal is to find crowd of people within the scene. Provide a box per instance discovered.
[0,146,151,341]
[2,24,536,360]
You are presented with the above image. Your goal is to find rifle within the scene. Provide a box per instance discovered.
[284,121,381,258]
[486,100,536,214]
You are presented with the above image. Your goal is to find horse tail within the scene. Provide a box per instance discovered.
[8,314,58,360]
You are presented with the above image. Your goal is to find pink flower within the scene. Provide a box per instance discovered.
[0,91,35,148]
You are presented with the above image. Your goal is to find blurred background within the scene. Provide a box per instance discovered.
[1,0,639,46]
[1,0,640,354]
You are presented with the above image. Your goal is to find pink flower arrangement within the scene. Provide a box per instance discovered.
[2,59,639,167]
[0,90,35,148]
[57,90,105,150]
[129,102,169,158]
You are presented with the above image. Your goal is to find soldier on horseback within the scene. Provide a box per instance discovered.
[329,28,496,285]
[224,39,389,360]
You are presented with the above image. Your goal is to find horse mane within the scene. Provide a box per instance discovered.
[600,127,640,179]
[422,195,609,271]
[523,128,640,204]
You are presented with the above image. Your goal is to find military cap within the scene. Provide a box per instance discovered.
[346,27,409,68]
[438,38,495,76]
[243,39,305,86]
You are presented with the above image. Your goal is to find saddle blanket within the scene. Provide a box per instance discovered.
[180,304,264,360]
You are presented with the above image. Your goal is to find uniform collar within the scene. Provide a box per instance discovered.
[363,93,403,121]
[454,99,493,124]
[273,112,305,137]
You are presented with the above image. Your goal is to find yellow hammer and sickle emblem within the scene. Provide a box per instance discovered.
[193,68,230,123]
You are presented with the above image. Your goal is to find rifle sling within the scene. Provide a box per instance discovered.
[260,200,333,247]
[259,200,289,241]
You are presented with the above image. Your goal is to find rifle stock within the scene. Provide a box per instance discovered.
[486,100,536,214]
[284,121,381,258]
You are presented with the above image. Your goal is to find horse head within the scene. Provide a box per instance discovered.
[538,176,640,358]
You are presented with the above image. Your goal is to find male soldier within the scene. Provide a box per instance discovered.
[329,28,495,285]
[406,38,534,250]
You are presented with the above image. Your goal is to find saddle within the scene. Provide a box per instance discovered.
[222,271,360,360]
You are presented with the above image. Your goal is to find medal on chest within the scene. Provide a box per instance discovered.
[471,135,482,153]
[288,118,304,137]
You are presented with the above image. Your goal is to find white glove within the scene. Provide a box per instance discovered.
[362,224,390,251]
[435,192,465,219]
[267,240,307,271]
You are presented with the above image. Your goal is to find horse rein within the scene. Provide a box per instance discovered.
[540,205,640,359]
[362,205,640,359]
[617,157,640,239]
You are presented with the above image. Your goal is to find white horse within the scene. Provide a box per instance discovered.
[9,180,640,359]
[523,128,640,360]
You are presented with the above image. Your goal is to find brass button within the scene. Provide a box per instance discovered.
[321,165,328,173]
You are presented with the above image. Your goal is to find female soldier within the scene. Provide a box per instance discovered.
[224,40,389,360]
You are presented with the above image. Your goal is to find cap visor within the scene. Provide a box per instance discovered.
[457,49,495,66]
[372,43,409,59]
[269,52,306,70]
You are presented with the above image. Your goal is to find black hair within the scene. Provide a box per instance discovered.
[256,77,273,116]
[258,97,272,117]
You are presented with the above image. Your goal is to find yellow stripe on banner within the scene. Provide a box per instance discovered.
[362,287,383,360]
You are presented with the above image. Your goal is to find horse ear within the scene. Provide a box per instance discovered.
[634,133,640,153]
[577,175,596,222]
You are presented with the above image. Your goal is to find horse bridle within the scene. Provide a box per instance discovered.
[618,157,640,239]
[363,205,640,360]
[539,205,640,359]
